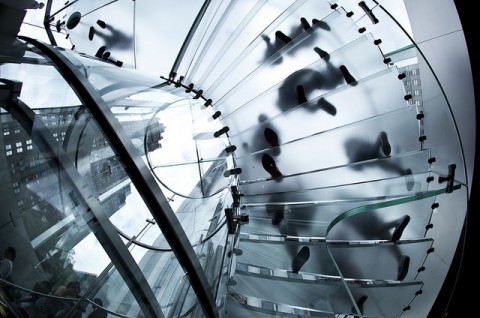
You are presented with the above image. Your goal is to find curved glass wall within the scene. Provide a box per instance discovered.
[0,40,232,317]
[1,0,474,317]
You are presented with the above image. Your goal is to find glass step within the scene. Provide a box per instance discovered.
[225,67,407,146]
[229,263,423,316]
[212,32,387,116]
[236,233,433,281]
[238,170,459,206]
[225,290,336,317]
[239,189,435,239]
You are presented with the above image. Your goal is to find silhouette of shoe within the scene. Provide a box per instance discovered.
[314,47,329,59]
[340,65,357,86]
[300,17,311,30]
[404,168,414,191]
[292,246,310,273]
[275,31,292,44]
[272,210,284,225]
[262,153,283,178]
[88,26,95,41]
[95,46,106,58]
[391,215,410,242]
[317,97,337,115]
[97,19,107,28]
[378,131,391,157]
[312,19,331,31]
[264,128,279,148]
[397,256,410,281]
[297,85,307,105]
[352,295,368,317]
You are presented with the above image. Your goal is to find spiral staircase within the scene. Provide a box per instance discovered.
[0,0,475,317]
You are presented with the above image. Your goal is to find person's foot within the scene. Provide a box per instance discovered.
[262,153,283,178]
[275,30,292,44]
[378,131,391,157]
[97,19,107,28]
[397,256,410,281]
[300,17,311,30]
[404,168,414,191]
[317,97,337,116]
[340,65,357,86]
[88,26,95,41]
[264,128,279,148]
[95,46,106,58]
[272,210,284,225]
[292,246,310,273]
[312,19,331,31]
[391,215,410,242]
[297,85,307,105]
[314,46,329,59]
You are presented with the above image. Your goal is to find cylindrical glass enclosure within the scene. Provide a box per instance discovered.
[0,40,233,318]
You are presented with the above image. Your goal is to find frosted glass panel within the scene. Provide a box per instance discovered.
[231,264,422,317]
[240,188,436,239]
[225,67,407,138]
[179,0,298,83]
[212,32,387,115]
[239,171,457,205]
[236,233,431,280]
[186,0,271,81]
[328,239,433,280]
[238,149,429,196]
[234,107,420,189]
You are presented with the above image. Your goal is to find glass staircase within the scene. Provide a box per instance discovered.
[0,0,471,317]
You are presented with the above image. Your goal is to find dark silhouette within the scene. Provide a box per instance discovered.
[330,210,413,281]
[276,59,355,114]
[89,20,133,50]
[15,280,52,316]
[242,114,283,179]
[292,246,310,273]
[242,114,281,156]
[344,131,414,191]
[262,153,282,179]
[0,247,16,279]
[260,18,332,64]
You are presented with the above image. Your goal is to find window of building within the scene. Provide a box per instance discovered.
[17,148,23,153]
[6,150,12,156]
[5,144,11,150]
